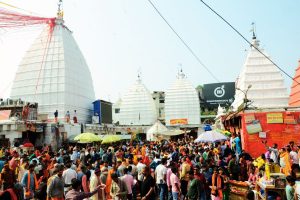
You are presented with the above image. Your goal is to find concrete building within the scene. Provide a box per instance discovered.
[152,91,165,122]
[0,99,80,149]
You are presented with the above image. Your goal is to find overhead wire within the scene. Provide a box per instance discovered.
[147,0,220,82]
[0,1,43,16]
[0,3,56,99]
[199,0,299,85]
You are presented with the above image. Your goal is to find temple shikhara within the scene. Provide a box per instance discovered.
[232,33,289,110]
[0,2,300,200]
[165,70,200,126]
[118,76,157,126]
[9,5,95,123]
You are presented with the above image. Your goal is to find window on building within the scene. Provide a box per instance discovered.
[115,108,120,113]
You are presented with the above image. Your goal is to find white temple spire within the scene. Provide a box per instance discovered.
[250,22,260,48]
[10,12,95,123]
[119,78,156,125]
[231,32,288,110]
[57,0,64,19]
[165,71,200,126]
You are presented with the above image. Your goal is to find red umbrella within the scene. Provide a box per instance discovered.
[23,142,34,147]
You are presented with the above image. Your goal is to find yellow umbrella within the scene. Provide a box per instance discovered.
[74,132,102,143]
[101,135,122,144]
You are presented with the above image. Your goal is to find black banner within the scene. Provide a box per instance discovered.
[203,82,235,108]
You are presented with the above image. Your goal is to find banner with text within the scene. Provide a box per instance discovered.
[170,118,188,125]
[267,113,283,124]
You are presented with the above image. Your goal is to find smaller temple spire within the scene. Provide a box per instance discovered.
[137,69,142,83]
[57,0,64,19]
[250,22,260,48]
[251,22,256,40]
[177,64,186,79]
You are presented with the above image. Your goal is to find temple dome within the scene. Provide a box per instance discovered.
[119,78,157,125]
[165,70,200,126]
[10,19,95,122]
[231,35,288,110]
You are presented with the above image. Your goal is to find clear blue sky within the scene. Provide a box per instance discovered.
[0,0,299,102]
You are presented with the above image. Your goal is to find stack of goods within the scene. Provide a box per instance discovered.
[229,180,250,200]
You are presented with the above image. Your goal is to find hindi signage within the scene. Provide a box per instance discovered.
[170,118,188,125]
[267,113,283,124]
[284,115,296,124]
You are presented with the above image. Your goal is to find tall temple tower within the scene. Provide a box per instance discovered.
[165,70,200,126]
[118,75,157,126]
[231,33,289,110]
[10,2,95,123]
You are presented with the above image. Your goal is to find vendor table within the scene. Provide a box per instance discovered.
[256,181,286,200]
[228,180,250,200]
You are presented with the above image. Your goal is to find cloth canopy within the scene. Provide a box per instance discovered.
[146,121,183,141]
[146,121,168,141]
[147,121,169,134]
[194,130,228,143]
[74,132,101,143]
[147,121,183,141]
[101,135,122,144]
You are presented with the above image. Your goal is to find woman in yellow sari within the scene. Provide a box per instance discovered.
[279,148,291,176]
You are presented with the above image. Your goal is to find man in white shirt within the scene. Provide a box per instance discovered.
[155,158,168,200]
[136,157,146,193]
[288,147,298,165]
[62,161,77,193]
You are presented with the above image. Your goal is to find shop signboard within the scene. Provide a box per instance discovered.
[267,113,283,124]
[170,118,188,125]
[203,82,235,108]
[36,124,44,132]
[284,115,296,124]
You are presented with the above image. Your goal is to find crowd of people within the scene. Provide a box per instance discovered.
[0,133,299,200]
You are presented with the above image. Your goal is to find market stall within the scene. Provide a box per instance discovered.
[228,180,250,200]
[223,110,300,158]
[256,173,286,200]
